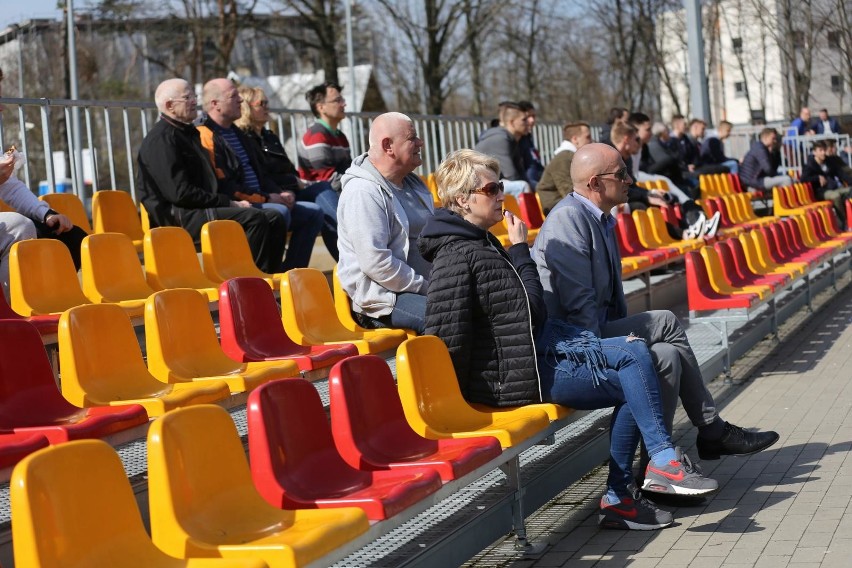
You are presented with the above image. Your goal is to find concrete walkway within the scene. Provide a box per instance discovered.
[467,278,852,567]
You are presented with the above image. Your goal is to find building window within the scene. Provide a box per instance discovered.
[732,37,743,54]
[734,81,748,99]
[828,31,841,49]
[831,75,843,93]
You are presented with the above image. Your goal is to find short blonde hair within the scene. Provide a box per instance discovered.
[434,149,500,215]
[235,86,266,132]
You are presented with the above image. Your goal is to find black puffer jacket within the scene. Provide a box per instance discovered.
[418,208,546,407]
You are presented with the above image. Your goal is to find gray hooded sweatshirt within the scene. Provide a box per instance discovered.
[337,153,434,317]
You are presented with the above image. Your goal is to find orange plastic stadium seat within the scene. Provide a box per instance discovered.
[218,277,357,372]
[200,220,281,287]
[280,268,408,355]
[329,355,502,481]
[39,192,93,233]
[395,336,553,448]
[144,226,220,301]
[0,320,148,444]
[59,304,230,416]
[147,405,369,567]
[9,239,92,316]
[11,440,267,568]
[145,289,300,393]
[699,246,772,300]
[247,378,442,520]
[332,266,416,338]
[92,190,145,252]
[81,232,154,315]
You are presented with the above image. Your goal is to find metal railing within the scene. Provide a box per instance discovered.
[0,96,569,203]
[780,133,852,173]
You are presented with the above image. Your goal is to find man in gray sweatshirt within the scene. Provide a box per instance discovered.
[337,112,434,334]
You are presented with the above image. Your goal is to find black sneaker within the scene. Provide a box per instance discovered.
[696,422,780,460]
[598,487,674,530]
[643,449,718,496]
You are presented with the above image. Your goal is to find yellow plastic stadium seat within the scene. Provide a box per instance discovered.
[81,232,154,314]
[144,227,220,301]
[9,239,91,316]
[11,439,269,568]
[148,405,369,567]
[59,304,230,416]
[746,231,806,277]
[281,269,408,355]
[793,214,843,250]
[92,190,145,252]
[699,246,771,300]
[332,266,416,338]
[501,195,538,245]
[145,289,300,393]
[633,209,701,253]
[39,192,93,233]
[395,336,552,448]
[200,220,281,287]
[0,199,14,212]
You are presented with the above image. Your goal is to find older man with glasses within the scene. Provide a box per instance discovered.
[532,143,779,488]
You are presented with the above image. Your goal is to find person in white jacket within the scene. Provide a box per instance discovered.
[337,112,434,334]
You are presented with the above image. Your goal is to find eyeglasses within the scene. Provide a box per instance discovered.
[170,95,196,103]
[596,167,630,182]
[252,100,269,108]
[470,181,504,197]
[324,96,345,104]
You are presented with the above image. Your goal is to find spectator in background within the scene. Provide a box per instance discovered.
[700,120,739,174]
[198,78,323,270]
[800,140,852,223]
[598,107,629,146]
[814,108,841,135]
[337,112,434,334]
[642,121,696,198]
[668,114,688,157]
[517,101,544,189]
[791,107,815,136]
[138,78,287,274]
[739,128,793,193]
[681,119,730,177]
[236,85,339,261]
[537,122,593,214]
[298,82,352,191]
[629,112,695,199]
[474,102,532,197]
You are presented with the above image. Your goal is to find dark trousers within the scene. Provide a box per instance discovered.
[180,207,288,274]
[35,222,87,270]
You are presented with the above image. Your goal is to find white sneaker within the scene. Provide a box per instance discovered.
[704,212,722,238]
[684,213,706,241]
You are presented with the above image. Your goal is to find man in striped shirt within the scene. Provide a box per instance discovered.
[298,82,352,191]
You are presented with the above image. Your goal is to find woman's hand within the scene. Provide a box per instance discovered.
[505,210,528,245]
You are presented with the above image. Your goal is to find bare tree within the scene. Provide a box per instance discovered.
[460,0,503,116]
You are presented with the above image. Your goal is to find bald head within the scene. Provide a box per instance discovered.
[571,143,620,192]
[155,78,191,113]
[366,111,423,185]
[202,78,233,112]
[368,112,413,156]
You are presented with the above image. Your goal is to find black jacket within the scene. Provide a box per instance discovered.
[418,208,545,407]
[137,114,231,229]
[740,140,779,189]
[243,127,302,192]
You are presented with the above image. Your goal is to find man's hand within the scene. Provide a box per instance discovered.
[647,195,668,207]
[0,154,13,185]
[44,212,73,234]
[230,200,251,208]
[819,175,827,187]
[269,191,296,209]
[505,210,528,245]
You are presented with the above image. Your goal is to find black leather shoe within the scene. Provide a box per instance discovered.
[697,422,779,460]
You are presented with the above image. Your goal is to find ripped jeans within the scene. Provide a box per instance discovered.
[537,320,673,495]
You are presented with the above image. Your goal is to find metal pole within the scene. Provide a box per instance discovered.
[67,0,85,197]
[16,26,24,98]
[345,0,360,156]
[685,0,711,122]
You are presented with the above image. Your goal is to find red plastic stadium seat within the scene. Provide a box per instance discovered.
[0,288,58,336]
[714,241,787,291]
[616,213,678,262]
[247,378,442,520]
[685,251,758,312]
[0,433,49,470]
[218,277,358,371]
[0,321,148,444]
[329,355,502,481]
[517,193,545,229]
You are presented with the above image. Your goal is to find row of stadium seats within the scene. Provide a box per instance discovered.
[773,182,832,217]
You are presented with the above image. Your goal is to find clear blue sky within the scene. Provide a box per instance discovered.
[1,1,66,31]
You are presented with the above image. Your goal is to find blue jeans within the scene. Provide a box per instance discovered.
[298,182,339,261]
[537,322,673,494]
[258,201,324,270]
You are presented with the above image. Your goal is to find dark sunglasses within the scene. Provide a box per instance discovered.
[596,167,630,182]
[470,181,504,197]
